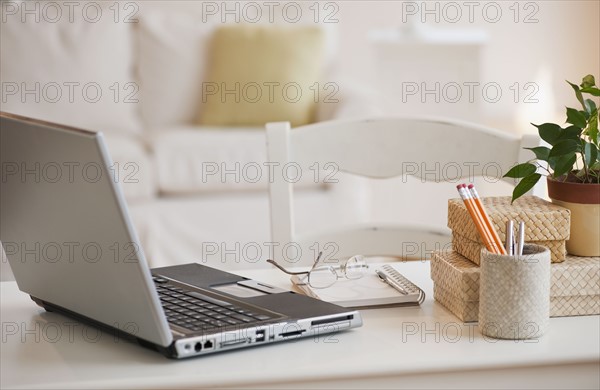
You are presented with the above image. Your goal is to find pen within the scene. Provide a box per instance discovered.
[375,269,408,295]
[517,221,525,256]
[505,220,514,256]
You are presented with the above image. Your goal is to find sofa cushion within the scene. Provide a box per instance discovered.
[199,25,325,127]
[137,11,215,130]
[152,127,267,193]
[0,2,141,135]
[151,127,323,194]
[102,134,157,201]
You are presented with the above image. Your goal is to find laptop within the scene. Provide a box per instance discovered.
[0,112,362,359]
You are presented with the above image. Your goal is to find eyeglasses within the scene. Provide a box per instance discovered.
[267,251,369,289]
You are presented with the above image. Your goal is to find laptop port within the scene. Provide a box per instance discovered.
[279,329,306,338]
[220,338,249,348]
[203,340,214,349]
[194,342,202,352]
[311,315,354,326]
[255,330,266,342]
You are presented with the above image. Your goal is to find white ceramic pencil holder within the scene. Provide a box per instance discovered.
[479,244,551,340]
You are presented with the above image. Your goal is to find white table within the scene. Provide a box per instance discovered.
[1,261,599,389]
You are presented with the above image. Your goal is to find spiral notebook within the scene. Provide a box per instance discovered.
[290,263,425,309]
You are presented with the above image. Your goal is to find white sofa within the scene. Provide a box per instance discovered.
[0,2,377,277]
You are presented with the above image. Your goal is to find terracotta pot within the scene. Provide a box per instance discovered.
[547,176,600,257]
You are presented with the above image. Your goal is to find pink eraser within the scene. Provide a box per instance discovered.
[456,184,463,190]
[468,184,474,189]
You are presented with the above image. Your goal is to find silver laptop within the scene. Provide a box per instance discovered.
[0,112,362,359]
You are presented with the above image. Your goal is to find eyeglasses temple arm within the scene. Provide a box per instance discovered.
[311,251,324,270]
[266,259,309,276]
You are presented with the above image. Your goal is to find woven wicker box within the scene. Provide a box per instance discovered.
[431,250,600,322]
[452,232,566,264]
[448,196,570,264]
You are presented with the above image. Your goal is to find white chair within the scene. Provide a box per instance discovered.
[265,117,542,266]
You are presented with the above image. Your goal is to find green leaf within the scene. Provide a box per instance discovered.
[587,111,599,146]
[504,163,537,178]
[568,81,585,108]
[566,107,587,128]
[584,99,597,116]
[533,123,562,145]
[549,139,580,158]
[524,146,551,161]
[558,125,583,141]
[552,154,577,178]
[581,87,600,96]
[584,142,599,168]
[581,75,596,89]
[511,173,541,203]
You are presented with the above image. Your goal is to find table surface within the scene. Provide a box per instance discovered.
[1,261,599,389]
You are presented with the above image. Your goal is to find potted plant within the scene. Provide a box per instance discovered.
[504,74,600,256]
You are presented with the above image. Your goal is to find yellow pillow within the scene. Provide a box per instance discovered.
[199,25,325,127]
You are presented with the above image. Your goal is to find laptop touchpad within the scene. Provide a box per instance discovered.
[212,283,267,298]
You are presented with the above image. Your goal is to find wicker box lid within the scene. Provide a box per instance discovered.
[452,231,566,264]
[431,250,600,301]
[447,196,571,243]
[431,250,479,302]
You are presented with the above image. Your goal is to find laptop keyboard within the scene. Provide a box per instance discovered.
[153,277,275,333]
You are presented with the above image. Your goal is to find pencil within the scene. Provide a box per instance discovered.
[468,184,507,255]
[456,184,497,253]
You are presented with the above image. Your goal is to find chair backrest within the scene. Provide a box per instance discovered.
[266,117,540,265]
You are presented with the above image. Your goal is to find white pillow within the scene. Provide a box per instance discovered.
[0,2,141,135]
[137,11,215,129]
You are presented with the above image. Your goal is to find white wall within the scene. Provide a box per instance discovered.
[332,0,599,133]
